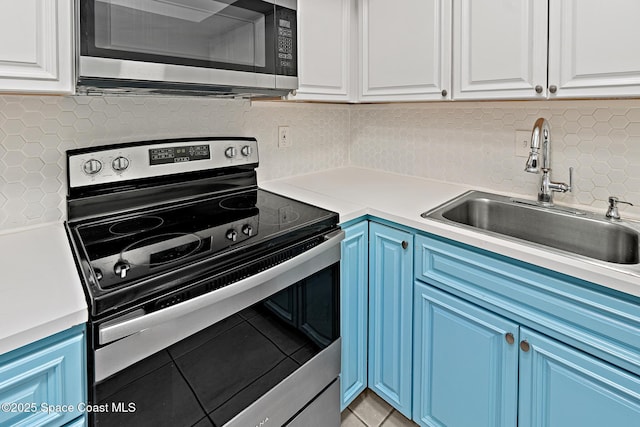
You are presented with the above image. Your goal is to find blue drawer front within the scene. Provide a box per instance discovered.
[415,233,640,375]
[0,325,86,427]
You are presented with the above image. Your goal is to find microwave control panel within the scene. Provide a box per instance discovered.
[276,7,297,76]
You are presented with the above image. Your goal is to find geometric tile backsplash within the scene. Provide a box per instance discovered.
[0,95,350,230]
[350,99,640,218]
[0,94,639,231]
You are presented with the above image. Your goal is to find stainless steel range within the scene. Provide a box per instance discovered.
[65,137,342,427]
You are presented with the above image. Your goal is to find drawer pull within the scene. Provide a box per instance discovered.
[520,340,530,352]
[402,241,409,250]
[505,332,515,345]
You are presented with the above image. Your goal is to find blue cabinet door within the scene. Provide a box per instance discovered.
[0,325,86,427]
[519,328,640,427]
[368,222,413,417]
[413,282,519,427]
[340,221,369,410]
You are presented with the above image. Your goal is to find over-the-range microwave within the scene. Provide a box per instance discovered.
[76,0,297,97]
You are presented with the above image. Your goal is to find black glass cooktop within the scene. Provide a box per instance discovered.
[69,189,338,318]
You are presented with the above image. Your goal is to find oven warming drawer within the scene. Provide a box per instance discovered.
[287,379,340,427]
[227,339,341,427]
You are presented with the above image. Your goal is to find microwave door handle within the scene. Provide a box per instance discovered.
[98,229,344,345]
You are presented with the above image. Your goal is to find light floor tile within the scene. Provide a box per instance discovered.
[381,410,419,427]
[341,409,368,427]
[348,390,394,427]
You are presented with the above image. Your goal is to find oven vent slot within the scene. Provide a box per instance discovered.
[152,237,324,312]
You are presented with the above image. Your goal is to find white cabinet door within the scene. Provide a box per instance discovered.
[290,0,357,102]
[453,0,548,100]
[0,0,73,94]
[548,0,640,99]
[359,0,451,102]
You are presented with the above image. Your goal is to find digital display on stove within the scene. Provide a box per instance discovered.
[149,145,210,165]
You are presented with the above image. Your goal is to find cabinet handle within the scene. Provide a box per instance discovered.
[549,85,558,94]
[505,332,515,345]
[520,340,530,352]
[535,85,543,94]
[401,241,409,250]
[441,89,448,97]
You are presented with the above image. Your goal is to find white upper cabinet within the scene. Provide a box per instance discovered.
[291,0,640,102]
[548,0,640,99]
[0,0,73,95]
[359,0,451,102]
[453,0,548,100]
[291,0,358,102]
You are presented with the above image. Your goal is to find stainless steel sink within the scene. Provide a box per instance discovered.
[423,191,640,265]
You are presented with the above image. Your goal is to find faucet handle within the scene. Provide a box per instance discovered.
[567,167,573,192]
[606,196,633,220]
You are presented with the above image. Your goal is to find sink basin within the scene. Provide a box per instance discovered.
[423,191,640,265]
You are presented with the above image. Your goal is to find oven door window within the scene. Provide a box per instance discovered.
[81,0,280,74]
[93,263,339,427]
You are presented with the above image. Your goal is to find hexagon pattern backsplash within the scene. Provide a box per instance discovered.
[0,95,640,231]
[0,96,350,230]
[350,100,640,219]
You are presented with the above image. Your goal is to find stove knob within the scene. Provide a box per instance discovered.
[240,145,252,157]
[94,268,103,281]
[112,156,130,172]
[83,159,103,175]
[114,260,131,279]
[226,229,238,242]
[225,147,237,158]
[242,224,254,237]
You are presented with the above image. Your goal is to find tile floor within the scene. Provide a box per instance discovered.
[340,390,418,427]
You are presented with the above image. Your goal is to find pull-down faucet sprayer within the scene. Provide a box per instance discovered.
[525,118,572,206]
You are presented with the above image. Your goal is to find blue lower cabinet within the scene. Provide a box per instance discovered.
[519,328,640,427]
[340,221,369,410]
[0,325,86,427]
[368,222,413,418]
[414,232,640,427]
[413,282,519,427]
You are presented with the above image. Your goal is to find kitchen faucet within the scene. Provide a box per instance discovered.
[524,118,572,206]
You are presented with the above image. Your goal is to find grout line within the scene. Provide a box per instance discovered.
[378,409,394,426]
[348,407,369,427]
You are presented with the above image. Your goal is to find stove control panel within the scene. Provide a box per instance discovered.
[69,138,259,189]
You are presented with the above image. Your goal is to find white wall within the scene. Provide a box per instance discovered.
[0,95,639,231]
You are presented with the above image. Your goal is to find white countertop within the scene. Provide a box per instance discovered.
[2,166,638,356]
[261,167,640,298]
[0,223,87,356]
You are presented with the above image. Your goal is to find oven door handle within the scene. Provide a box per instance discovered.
[98,229,345,345]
